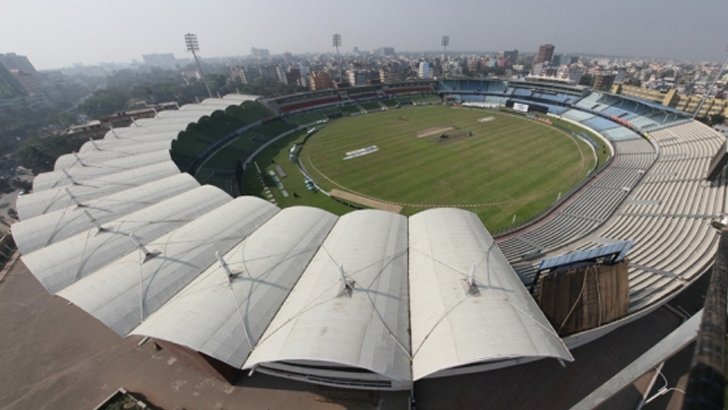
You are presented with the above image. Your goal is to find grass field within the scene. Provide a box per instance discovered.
[298,105,597,232]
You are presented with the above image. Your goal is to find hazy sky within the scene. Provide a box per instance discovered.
[1,0,726,70]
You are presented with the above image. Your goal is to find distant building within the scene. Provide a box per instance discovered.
[534,44,555,64]
[379,66,405,83]
[308,71,332,91]
[674,95,728,119]
[0,52,46,103]
[9,68,43,97]
[375,47,396,57]
[229,67,248,84]
[562,66,585,85]
[418,62,431,80]
[0,52,37,74]
[347,70,366,86]
[503,49,518,67]
[593,71,616,91]
[286,67,302,87]
[275,66,288,85]
[251,48,271,60]
[612,84,678,106]
[0,64,25,98]
[142,53,177,69]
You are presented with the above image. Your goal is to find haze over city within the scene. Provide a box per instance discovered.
[1,0,726,69]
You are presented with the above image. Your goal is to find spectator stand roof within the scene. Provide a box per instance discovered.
[409,208,573,380]
[538,240,633,272]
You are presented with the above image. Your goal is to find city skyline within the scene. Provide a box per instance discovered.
[0,0,726,70]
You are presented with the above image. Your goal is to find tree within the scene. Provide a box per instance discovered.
[79,89,129,118]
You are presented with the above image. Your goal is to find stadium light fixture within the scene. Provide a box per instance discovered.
[333,33,343,84]
[441,35,450,79]
[441,35,450,55]
[184,33,213,99]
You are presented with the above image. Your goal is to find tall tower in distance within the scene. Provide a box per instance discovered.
[535,44,555,64]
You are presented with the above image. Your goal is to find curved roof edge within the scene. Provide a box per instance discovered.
[409,208,573,381]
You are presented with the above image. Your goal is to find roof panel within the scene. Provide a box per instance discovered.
[33,150,172,192]
[244,209,411,382]
[131,206,338,367]
[408,208,572,380]
[21,185,231,294]
[57,196,279,336]
[12,173,199,254]
[103,125,185,140]
[16,161,181,220]
[55,140,172,169]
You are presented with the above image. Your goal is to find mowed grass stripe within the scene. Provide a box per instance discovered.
[304,106,595,230]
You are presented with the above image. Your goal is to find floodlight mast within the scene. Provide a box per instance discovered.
[333,33,342,85]
[441,35,450,79]
[184,33,213,99]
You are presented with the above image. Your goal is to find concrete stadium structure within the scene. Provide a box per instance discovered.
[11,81,727,391]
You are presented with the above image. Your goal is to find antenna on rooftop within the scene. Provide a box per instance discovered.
[338,264,355,296]
[128,233,160,263]
[216,250,239,279]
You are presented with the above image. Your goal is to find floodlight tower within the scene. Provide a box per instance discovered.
[441,35,450,79]
[184,33,213,99]
[441,35,450,57]
[693,45,728,120]
[332,33,343,85]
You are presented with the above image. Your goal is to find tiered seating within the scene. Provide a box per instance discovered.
[273,91,341,113]
[499,136,656,261]
[561,109,595,123]
[462,95,486,103]
[574,93,603,111]
[360,100,384,112]
[582,116,621,132]
[512,88,533,98]
[283,111,326,126]
[340,104,362,114]
[380,99,399,108]
[508,121,725,315]
[602,127,640,141]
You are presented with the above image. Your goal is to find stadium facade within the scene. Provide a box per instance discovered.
[11,79,727,390]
